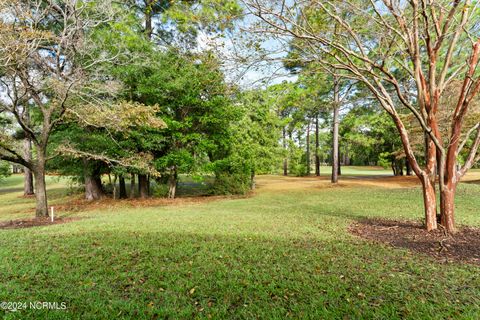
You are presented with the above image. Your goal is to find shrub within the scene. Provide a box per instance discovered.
[211,173,251,195]
[0,161,11,180]
[151,183,170,198]
[291,163,308,177]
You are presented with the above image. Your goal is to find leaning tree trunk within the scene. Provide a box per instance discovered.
[23,138,34,196]
[138,174,149,199]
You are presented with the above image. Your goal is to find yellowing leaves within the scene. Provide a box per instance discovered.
[67,101,166,132]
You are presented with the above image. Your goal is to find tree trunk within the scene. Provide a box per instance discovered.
[130,173,136,198]
[398,161,404,176]
[288,130,293,175]
[389,107,439,232]
[138,174,148,199]
[331,80,340,183]
[438,139,458,234]
[306,121,311,176]
[406,159,412,176]
[393,159,403,176]
[85,171,105,201]
[23,138,34,196]
[315,116,320,176]
[440,185,456,233]
[283,127,288,176]
[145,3,153,40]
[168,166,177,199]
[337,147,342,176]
[391,160,397,176]
[251,170,256,190]
[112,175,118,200]
[420,175,438,231]
[33,160,48,217]
[119,176,127,199]
[147,175,151,196]
[344,143,350,165]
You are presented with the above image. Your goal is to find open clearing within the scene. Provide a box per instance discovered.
[0,169,479,319]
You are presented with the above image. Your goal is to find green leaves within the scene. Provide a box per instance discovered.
[163,0,242,34]
[0,161,10,180]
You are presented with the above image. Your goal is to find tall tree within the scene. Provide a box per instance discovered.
[0,0,132,216]
[120,0,241,198]
[213,89,282,193]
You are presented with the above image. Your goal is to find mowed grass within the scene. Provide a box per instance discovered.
[0,170,479,319]
[316,165,394,176]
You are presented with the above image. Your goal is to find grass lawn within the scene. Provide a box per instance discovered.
[316,165,394,176]
[0,170,479,319]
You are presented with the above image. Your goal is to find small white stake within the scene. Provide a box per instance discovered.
[50,206,54,222]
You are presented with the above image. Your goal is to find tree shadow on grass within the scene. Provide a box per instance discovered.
[0,187,24,195]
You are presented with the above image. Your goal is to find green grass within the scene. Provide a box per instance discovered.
[312,165,393,176]
[0,173,479,319]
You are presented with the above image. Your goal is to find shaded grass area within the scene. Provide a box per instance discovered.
[0,174,479,318]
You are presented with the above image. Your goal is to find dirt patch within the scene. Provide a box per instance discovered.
[349,219,480,266]
[0,217,81,230]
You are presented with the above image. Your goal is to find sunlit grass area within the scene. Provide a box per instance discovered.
[0,172,479,319]
[316,165,393,176]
